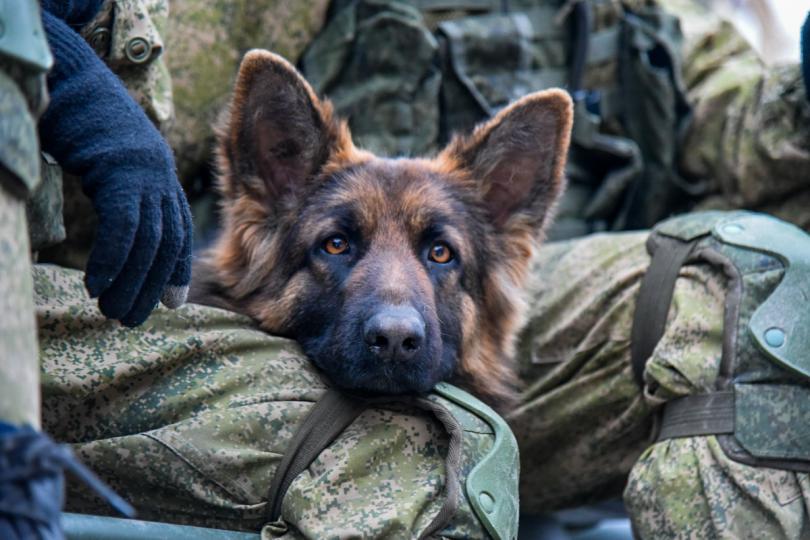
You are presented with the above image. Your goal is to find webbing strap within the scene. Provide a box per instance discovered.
[265,391,464,538]
[630,236,698,387]
[567,0,590,100]
[265,390,366,522]
[656,391,735,441]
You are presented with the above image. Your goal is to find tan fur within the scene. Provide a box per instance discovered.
[195,50,573,409]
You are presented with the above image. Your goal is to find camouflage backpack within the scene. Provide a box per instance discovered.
[301,0,698,241]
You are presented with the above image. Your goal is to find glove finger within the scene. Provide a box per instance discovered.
[161,192,193,309]
[98,198,162,322]
[84,190,140,298]
[122,198,185,326]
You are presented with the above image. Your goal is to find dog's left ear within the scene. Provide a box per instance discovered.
[442,90,573,231]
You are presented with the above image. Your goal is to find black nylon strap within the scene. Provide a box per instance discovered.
[265,391,464,538]
[568,0,591,99]
[657,391,735,441]
[631,236,698,387]
[266,390,366,522]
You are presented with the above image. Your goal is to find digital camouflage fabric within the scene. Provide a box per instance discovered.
[622,211,810,540]
[33,210,810,538]
[300,0,810,239]
[35,264,516,539]
[508,215,810,538]
[664,0,810,231]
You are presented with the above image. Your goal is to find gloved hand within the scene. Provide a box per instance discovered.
[0,422,135,539]
[39,10,192,327]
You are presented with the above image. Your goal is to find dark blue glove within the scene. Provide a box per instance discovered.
[39,9,192,327]
[0,422,134,539]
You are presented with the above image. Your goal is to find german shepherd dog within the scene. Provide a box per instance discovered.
[191,50,572,408]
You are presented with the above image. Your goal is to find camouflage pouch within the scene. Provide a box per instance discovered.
[25,153,65,251]
[81,0,174,131]
[35,264,519,539]
[636,211,810,471]
[609,5,697,229]
[436,5,568,138]
[301,0,442,156]
[556,1,697,237]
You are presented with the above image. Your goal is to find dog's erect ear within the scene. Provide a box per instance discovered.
[443,90,573,231]
[218,50,337,203]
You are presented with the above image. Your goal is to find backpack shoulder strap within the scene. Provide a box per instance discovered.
[265,388,468,539]
[265,389,366,522]
[630,234,698,387]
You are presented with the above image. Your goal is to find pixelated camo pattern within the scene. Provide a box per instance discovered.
[34,264,496,538]
[516,229,810,538]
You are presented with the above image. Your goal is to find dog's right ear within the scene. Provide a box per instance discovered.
[217,50,348,208]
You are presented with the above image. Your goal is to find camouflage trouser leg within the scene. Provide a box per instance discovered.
[0,172,40,429]
[510,232,810,538]
[35,265,499,538]
[626,436,810,539]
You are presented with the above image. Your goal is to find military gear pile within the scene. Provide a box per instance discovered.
[301,0,694,239]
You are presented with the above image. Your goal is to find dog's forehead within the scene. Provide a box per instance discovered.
[320,158,467,236]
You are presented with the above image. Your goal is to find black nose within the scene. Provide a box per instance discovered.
[364,306,425,361]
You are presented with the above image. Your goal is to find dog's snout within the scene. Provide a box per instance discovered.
[364,306,425,361]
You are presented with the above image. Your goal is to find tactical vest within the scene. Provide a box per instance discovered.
[632,211,810,470]
[302,0,698,239]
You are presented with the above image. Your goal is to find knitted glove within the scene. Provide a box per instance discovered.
[39,10,192,327]
[0,422,134,539]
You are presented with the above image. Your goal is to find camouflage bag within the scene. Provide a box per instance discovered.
[35,264,520,539]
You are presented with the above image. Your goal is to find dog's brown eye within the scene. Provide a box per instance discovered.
[323,235,349,255]
[429,242,453,264]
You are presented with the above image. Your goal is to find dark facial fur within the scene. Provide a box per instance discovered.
[190,50,573,409]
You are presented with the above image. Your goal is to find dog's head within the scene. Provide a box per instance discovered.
[199,50,572,407]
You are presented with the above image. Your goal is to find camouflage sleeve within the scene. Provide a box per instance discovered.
[659,0,810,230]
[0,69,42,428]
